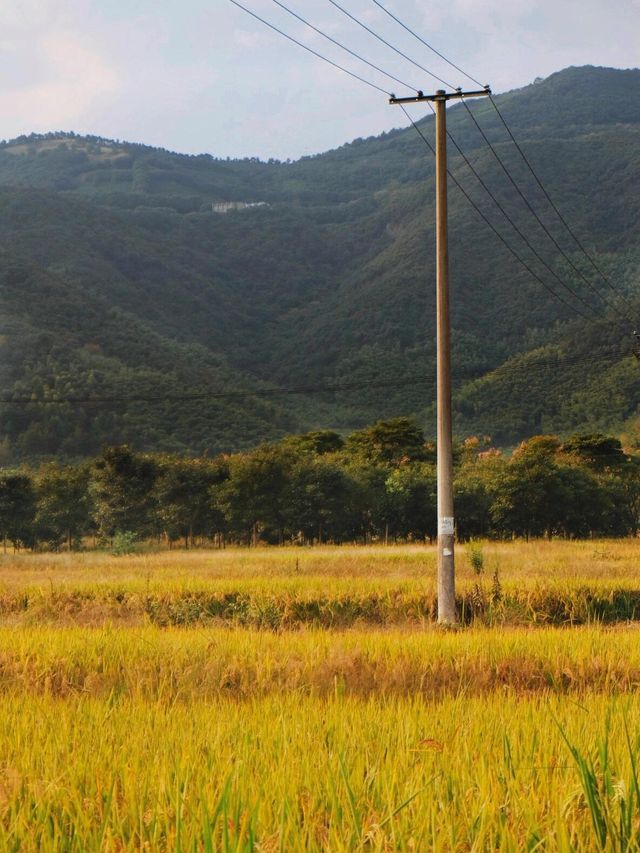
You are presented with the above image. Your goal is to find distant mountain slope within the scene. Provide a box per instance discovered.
[0,245,300,458]
[0,65,638,461]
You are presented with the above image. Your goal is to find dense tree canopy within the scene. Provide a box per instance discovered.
[0,420,638,550]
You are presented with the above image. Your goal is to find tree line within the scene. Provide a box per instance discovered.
[0,418,638,551]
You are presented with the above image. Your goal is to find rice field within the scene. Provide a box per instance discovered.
[3,539,639,587]
[1,539,640,627]
[2,541,640,849]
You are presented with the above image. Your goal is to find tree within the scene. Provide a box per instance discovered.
[90,446,158,540]
[385,463,437,541]
[34,463,93,550]
[552,464,614,538]
[562,434,638,535]
[606,457,640,536]
[454,450,503,541]
[489,436,617,539]
[562,434,627,471]
[491,438,564,539]
[342,461,391,544]
[214,445,292,544]
[154,456,229,547]
[281,430,344,457]
[0,472,36,550]
[344,418,426,466]
[283,457,356,543]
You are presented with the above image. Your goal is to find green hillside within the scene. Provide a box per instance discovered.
[0,65,638,461]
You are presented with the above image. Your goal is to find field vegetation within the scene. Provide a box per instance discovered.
[1,64,640,849]
[1,539,640,848]
[6,689,640,849]
[0,618,640,847]
[0,538,638,628]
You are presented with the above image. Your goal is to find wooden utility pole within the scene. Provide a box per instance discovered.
[389,86,490,624]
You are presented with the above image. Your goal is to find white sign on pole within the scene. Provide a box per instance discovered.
[438,516,454,536]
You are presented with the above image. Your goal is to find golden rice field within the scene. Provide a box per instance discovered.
[1,540,640,849]
[1,539,640,627]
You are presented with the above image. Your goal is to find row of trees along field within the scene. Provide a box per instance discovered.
[1,418,639,550]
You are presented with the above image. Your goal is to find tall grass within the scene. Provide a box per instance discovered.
[2,577,640,626]
[1,539,639,587]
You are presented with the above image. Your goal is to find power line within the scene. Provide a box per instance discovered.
[321,0,622,322]
[228,0,390,95]
[459,97,631,325]
[228,2,583,322]
[0,375,432,406]
[266,0,598,323]
[441,105,605,320]
[230,0,622,327]
[361,0,636,323]
[370,0,484,89]
[231,0,635,330]
[269,0,420,93]
[400,104,599,322]
[487,94,638,320]
[231,0,635,348]
[470,348,631,381]
[1,350,630,409]
[326,0,454,89]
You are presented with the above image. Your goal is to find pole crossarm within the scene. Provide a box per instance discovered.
[389,87,490,104]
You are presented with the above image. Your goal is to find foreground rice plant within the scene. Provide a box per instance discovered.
[0,688,639,849]
[0,626,636,848]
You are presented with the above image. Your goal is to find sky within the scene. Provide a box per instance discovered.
[1,0,638,161]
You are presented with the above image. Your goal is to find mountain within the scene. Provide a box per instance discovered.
[0,65,639,461]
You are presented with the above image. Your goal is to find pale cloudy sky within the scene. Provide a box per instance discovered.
[0,0,638,160]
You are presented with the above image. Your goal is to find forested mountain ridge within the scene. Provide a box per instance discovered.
[0,65,639,461]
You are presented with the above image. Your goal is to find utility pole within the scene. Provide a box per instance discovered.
[389,87,490,624]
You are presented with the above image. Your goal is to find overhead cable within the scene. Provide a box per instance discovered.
[370,0,484,88]
[321,0,622,321]
[362,0,635,322]
[459,97,631,325]
[403,104,600,321]
[1,348,630,409]
[269,0,420,92]
[487,94,638,319]
[228,0,390,94]
[326,0,454,88]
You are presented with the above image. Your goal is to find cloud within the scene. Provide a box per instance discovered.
[0,0,636,159]
[0,0,84,35]
[234,28,269,49]
[0,30,119,133]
